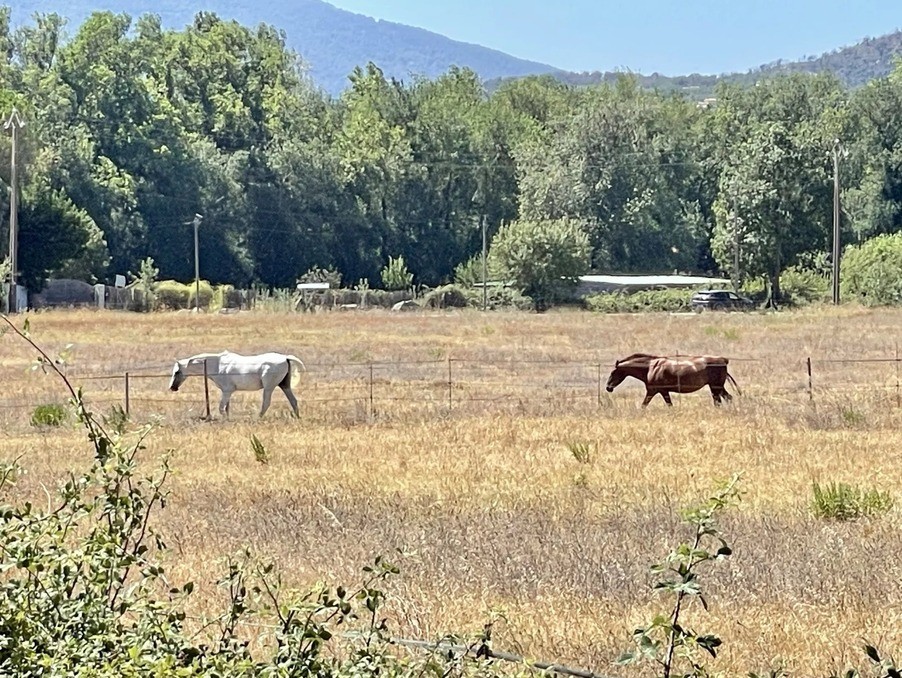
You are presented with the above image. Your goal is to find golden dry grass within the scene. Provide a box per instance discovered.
[2,306,902,676]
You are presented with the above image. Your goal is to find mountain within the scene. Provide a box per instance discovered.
[488,30,902,99]
[9,0,562,96]
[9,1,902,98]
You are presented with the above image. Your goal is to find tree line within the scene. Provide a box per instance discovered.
[2,9,902,304]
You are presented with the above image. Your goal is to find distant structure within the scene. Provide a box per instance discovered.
[575,274,730,297]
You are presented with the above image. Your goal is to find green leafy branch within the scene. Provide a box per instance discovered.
[619,473,742,678]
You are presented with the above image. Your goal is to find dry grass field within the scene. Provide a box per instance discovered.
[1,306,901,676]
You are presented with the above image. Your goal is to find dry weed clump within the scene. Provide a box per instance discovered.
[1,308,901,675]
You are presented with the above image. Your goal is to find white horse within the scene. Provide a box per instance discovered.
[168,351,306,417]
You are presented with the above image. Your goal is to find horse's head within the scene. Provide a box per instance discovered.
[168,360,187,392]
[605,360,627,392]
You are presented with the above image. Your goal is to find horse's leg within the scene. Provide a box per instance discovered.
[219,389,233,418]
[661,391,673,406]
[281,385,299,418]
[260,386,275,417]
[710,386,723,407]
[641,390,655,407]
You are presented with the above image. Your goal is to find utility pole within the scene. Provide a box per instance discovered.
[731,193,740,294]
[192,213,203,312]
[832,139,843,305]
[5,109,23,314]
[481,214,487,312]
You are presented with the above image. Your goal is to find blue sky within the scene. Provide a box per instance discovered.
[329,0,902,75]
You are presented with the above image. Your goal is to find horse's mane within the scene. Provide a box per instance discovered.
[185,351,228,363]
[618,352,662,364]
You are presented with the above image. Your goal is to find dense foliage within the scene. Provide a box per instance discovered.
[3,9,902,306]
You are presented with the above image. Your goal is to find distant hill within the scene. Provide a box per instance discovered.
[488,30,902,99]
[9,0,562,96]
[9,1,902,98]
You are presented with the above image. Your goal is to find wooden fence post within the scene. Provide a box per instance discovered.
[807,357,813,402]
[124,372,130,416]
[203,359,211,420]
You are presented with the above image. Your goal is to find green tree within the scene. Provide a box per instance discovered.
[517,76,708,273]
[488,218,590,308]
[17,186,108,290]
[709,74,845,301]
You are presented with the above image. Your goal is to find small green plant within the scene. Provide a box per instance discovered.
[129,256,159,312]
[703,325,741,341]
[840,406,867,428]
[566,440,593,465]
[354,277,371,309]
[104,404,130,432]
[811,481,894,521]
[251,434,269,464]
[619,474,741,678]
[30,402,68,427]
[381,255,414,291]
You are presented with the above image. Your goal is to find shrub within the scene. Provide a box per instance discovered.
[465,285,534,311]
[154,279,190,309]
[453,253,501,287]
[299,265,342,289]
[422,284,469,309]
[30,402,68,427]
[187,280,214,310]
[841,233,902,306]
[211,283,235,311]
[381,255,414,291]
[584,288,694,313]
[488,218,590,309]
[154,280,214,310]
[780,265,829,306]
[811,481,894,521]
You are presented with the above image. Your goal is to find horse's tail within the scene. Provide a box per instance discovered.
[726,370,742,396]
[286,355,306,388]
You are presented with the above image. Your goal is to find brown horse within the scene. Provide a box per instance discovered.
[605,353,741,407]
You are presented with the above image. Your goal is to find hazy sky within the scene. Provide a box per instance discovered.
[328,0,902,75]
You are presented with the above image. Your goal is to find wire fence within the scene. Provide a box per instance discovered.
[3,353,902,429]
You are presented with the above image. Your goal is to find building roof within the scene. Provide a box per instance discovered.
[579,274,730,287]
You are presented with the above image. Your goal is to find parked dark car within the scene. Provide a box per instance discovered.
[690,289,755,312]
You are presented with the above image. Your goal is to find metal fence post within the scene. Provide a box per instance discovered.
[808,356,814,401]
[368,363,374,420]
[896,343,900,408]
[447,357,453,412]
[124,372,130,415]
[596,363,602,406]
